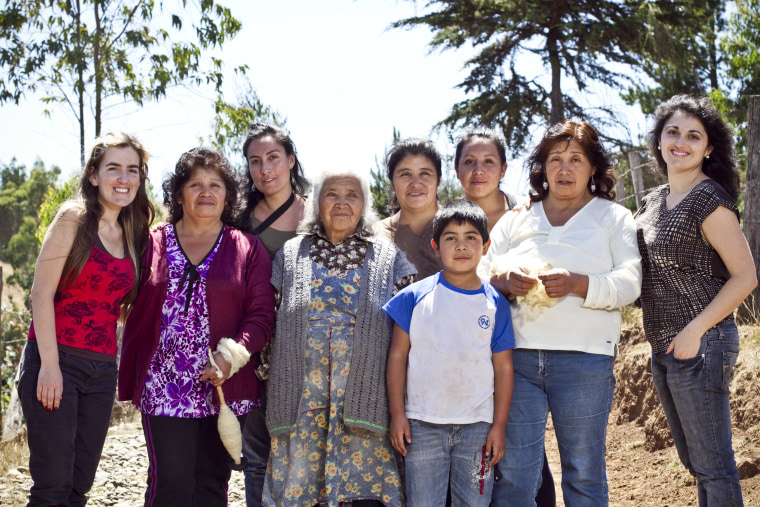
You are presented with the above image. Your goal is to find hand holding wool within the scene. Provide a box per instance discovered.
[490,255,557,320]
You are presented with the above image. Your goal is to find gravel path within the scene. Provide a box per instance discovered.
[0,421,247,507]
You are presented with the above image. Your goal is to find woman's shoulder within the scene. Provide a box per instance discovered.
[372,213,399,240]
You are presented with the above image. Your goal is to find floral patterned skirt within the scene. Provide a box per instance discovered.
[262,318,404,507]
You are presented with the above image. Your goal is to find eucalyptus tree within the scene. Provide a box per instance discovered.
[0,0,245,165]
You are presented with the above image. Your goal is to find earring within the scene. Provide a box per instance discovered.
[705,154,710,159]
[250,182,256,191]
[658,145,661,150]
[542,180,549,190]
[590,176,596,193]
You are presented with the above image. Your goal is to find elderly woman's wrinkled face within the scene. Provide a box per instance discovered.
[544,140,594,203]
[178,167,227,222]
[318,175,364,243]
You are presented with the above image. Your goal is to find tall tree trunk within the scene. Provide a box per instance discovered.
[738,95,760,323]
[94,0,102,137]
[708,14,719,90]
[75,0,85,167]
[547,24,563,125]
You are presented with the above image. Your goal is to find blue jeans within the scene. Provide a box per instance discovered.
[651,322,743,506]
[242,390,270,507]
[405,419,495,507]
[18,340,117,507]
[491,349,614,507]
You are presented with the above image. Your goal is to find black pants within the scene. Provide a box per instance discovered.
[142,412,245,507]
[19,340,117,507]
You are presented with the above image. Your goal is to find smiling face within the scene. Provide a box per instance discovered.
[455,138,507,200]
[177,167,227,222]
[88,146,142,212]
[247,135,296,199]
[544,140,594,203]
[392,154,439,213]
[659,110,713,175]
[318,175,365,243]
[432,220,490,277]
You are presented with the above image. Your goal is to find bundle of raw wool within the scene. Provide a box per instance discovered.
[490,255,557,320]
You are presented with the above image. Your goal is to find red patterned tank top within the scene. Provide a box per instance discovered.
[29,243,135,356]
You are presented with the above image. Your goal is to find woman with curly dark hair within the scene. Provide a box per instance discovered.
[481,119,642,506]
[119,147,275,506]
[635,95,756,506]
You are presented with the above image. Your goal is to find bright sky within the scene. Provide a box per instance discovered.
[0,0,647,197]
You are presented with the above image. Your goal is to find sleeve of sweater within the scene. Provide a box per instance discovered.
[583,206,642,310]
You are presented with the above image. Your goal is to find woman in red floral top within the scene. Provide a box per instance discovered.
[19,132,154,506]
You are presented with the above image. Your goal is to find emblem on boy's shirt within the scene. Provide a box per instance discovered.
[478,315,490,329]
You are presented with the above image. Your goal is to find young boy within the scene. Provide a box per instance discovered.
[383,199,515,507]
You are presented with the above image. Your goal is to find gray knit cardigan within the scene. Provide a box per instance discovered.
[266,234,416,436]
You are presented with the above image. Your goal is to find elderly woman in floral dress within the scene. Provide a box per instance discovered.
[263,167,416,507]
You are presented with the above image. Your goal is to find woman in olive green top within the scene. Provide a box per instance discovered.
[239,122,309,507]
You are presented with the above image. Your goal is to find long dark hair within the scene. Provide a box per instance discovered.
[648,94,738,201]
[60,132,154,306]
[527,120,617,203]
[240,122,308,219]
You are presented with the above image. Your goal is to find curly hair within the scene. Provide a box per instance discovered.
[648,94,738,201]
[526,120,617,203]
[163,147,239,226]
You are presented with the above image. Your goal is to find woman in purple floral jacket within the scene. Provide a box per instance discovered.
[119,147,275,507]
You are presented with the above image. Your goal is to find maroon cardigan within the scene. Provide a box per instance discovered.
[118,225,275,406]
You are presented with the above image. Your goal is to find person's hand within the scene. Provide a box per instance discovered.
[666,325,703,359]
[389,414,411,456]
[485,426,505,467]
[501,268,539,297]
[537,268,574,298]
[538,268,589,298]
[37,362,63,410]
[201,352,231,387]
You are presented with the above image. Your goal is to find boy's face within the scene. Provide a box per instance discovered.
[432,221,490,275]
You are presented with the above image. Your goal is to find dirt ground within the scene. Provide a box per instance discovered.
[542,319,760,506]
[2,318,759,506]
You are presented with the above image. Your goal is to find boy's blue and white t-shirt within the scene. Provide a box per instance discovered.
[383,272,514,425]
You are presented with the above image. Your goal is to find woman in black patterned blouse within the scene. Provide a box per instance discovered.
[635,95,757,506]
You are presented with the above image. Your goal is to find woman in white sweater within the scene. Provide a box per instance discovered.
[480,120,642,507]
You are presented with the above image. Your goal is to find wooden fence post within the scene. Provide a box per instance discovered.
[627,151,645,208]
[739,95,760,323]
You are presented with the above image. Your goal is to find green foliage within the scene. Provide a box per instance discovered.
[622,0,722,115]
[370,128,402,218]
[0,0,246,163]
[202,77,285,172]
[714,0,760,157]
[393,0,649,155]
[37,173,78,242]
[5,217,40,296]
[1,297,30,418]
[0,159,60,251]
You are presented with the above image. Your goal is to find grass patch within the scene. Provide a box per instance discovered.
[0,436,28,477]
